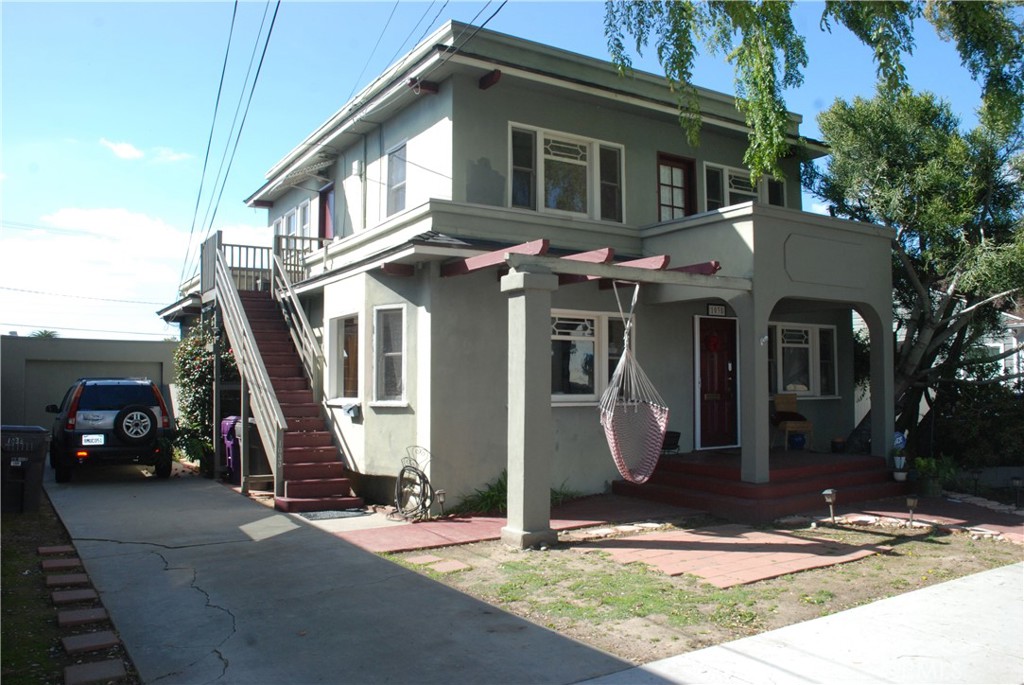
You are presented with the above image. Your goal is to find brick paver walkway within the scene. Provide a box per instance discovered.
[573,523,884,588]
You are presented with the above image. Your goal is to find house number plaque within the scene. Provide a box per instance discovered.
[707,304,726,317]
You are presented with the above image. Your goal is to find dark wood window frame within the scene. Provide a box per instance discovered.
[657,153,697,221]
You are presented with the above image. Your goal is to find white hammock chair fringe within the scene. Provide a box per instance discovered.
[599,282,669,484]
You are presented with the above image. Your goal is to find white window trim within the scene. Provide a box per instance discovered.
[768,322,838,397]
[508,122,625,223]
[298,200,311,239]
[550,309,629,405]
[703,162,785,211]
[372,304,407,406]
[328,313,360,402]
[386,141,407,217]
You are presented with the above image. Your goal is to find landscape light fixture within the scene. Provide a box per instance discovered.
[435,489,446,516]
[971,468,983,494]
[906,495,918,527]
[822,488,837,525]
[1012,477,1022,508]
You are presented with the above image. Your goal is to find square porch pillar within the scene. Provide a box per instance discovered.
[500,268,560,549]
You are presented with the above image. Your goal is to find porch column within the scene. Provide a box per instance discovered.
[862,304,896,458]
[731,292,771,483]
[500,267,559,549]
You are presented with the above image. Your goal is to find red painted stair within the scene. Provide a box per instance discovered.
[613,451,906,523]
[238,291,363,513]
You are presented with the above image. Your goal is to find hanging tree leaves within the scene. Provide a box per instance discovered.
[605,0,1024,181]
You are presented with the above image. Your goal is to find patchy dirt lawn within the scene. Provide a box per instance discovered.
[389,517,1023,665]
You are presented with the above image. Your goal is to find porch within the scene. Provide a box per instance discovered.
[614,448,906,523]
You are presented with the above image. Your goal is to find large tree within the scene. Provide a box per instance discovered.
[605,0,1024,181]
[804,90,1023,450]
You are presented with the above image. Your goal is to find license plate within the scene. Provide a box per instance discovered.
[82,434,105,446]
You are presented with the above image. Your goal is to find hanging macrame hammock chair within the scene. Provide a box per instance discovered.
[599,282,670,484]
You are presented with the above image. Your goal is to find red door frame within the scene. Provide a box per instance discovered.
[694,315,739,449]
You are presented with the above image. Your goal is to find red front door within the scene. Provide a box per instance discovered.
[696,316,738,448]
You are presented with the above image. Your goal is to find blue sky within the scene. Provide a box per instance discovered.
[1,1,984,341]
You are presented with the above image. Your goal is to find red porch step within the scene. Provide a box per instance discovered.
[614,451,907,523]
[285,477,355,499]
[275,495,365,513]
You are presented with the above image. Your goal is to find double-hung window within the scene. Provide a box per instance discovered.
[657,153,696,221]
[329,315,360,399]
[374,306,405,403]
[387,144,407,216]
[551,311,627,403]
[510,125,624,222]
[705,163,786,211]
[766,323,837,396]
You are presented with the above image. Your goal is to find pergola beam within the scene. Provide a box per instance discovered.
[505,253,751,292]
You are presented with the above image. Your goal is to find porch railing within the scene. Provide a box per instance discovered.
[215,249,288,495]
[271,252,324,399]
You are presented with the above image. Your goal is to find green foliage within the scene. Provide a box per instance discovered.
[172,321,237,460]
[804,88,1022,445]
[604,0,1024,181]
[923,384,1024,468]
[913,454,959,484]
[451,470,584,515]
[29,329,59,338]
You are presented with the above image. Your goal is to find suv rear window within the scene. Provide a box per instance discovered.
[77,384,156,411]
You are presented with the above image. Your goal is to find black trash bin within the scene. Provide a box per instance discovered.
[2,426,50,513]
[220,416,241,484]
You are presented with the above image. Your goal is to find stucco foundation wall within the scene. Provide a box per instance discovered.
[1,336,178,428]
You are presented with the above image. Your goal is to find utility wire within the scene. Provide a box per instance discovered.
[383,1,438,69]
[178,0,240,295]
[185,0,281,283]
[0,286,165,306]
[346,0,401,102]
[196,0,282,269]
[0,322,174,338]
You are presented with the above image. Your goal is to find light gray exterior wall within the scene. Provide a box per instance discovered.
[1,336,178,428]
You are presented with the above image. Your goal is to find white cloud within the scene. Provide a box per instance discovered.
[809,202,831,216]
[153,147,192,163]
[100,138,144,160]
[1,208,269,340]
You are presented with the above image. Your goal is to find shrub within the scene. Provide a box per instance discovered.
[172,322,237,461]
[922,383,1024,468]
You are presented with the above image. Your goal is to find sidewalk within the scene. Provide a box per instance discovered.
[579,562,1024,684]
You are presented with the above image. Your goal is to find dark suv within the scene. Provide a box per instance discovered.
[46,378,174,482]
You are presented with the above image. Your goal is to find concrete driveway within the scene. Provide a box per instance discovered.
[44,465,629,684]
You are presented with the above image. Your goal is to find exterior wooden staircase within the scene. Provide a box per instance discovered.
[239,291,363,513]
[614,451,906,523]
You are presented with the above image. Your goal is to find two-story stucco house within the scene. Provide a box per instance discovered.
[163,21,897,547]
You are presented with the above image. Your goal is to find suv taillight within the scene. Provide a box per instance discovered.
[153,385,172,429]
[65,384,84,431]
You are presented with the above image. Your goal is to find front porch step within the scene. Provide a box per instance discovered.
[276,389,316,405]
[275,495,364,513]
[614,479,907,523]
[283,446,337,462]
[615,452,907,523]
[285,477,354,499]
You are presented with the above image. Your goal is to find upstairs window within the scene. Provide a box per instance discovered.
[330,314,359,399]
[657,153,696,221]
[387,144,407,216]
[510,125,624,222]
[705,164,786,211]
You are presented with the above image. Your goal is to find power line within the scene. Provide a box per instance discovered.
[179,0,241,294]
[346,0,401,103]
[0,286,165,306]
[0,322,174,338]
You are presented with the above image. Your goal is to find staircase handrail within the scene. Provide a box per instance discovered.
[215,250,287,495]
[271,252,325,400]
